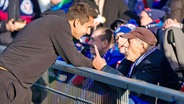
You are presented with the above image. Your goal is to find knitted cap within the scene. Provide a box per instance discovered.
[114,24,136,37]
[120,27,157,46]
[144,8,166,20]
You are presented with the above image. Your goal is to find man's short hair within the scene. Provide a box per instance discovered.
[67,2,98,25]
[97,27,114,44]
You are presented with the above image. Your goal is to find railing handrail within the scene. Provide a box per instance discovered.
[50,60,184,104]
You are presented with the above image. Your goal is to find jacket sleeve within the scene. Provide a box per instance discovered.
[0,21,8,33]
[101,65,123,76]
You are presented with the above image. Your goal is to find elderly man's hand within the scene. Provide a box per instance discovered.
[92,45,107,70]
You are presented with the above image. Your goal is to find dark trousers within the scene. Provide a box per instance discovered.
[0,70,32,104]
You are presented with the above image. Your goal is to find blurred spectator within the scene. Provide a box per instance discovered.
[167,0,184,23]
[92,26,180,103]
[0,19,26,33]
[139,8,166,39]
[0,0,41,23]
[88,27,124,69]
[0,18,26,45]
[0,0,41,45]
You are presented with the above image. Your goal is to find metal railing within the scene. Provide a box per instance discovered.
[33,60,184,104]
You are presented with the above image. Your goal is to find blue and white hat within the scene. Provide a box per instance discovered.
[114,24,136,37]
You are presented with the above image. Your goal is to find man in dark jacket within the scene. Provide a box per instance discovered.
[0,2,98,104]
[92,25,180,103]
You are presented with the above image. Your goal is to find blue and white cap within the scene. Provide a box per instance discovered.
[114,24,136,37]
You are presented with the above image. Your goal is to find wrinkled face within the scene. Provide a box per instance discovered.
[88,30,104,56]
[115,33,143,62]
[73,17,94,39]
[139,11,153,26]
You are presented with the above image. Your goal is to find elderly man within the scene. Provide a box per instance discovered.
[92,26,180,103]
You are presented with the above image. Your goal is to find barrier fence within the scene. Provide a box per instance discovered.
[32,60,184,104]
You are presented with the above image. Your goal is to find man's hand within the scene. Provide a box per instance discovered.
[163,18,182,29]
[14,19,26,31]
[6,19,15,32]
[92,45,107,70]
[6,18,26,32]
